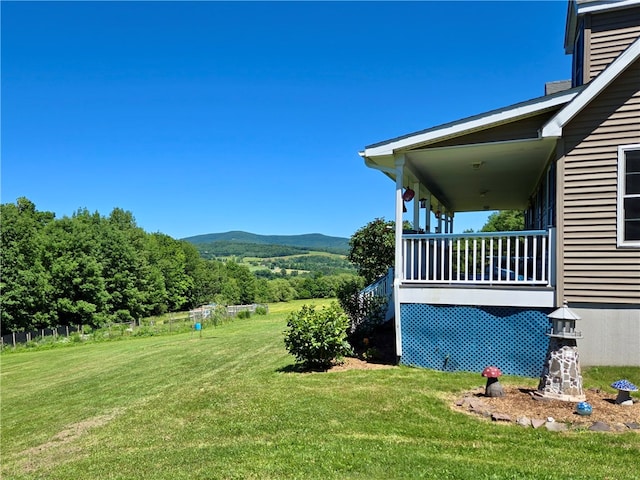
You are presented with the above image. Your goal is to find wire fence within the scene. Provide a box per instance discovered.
[1,304,270,349]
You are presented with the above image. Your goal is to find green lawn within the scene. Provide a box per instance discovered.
[1,299,639,480]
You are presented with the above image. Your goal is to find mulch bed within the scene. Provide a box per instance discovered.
[452,385,640,432]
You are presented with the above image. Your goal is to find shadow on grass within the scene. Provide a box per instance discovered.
[276,363,331,374]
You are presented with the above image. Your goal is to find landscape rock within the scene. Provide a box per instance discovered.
[491,412,511,422]
[589,421,611,432]
[516,416,531,427]
[624,422,640,430]
[468,399,487,414]
[545,421,568,432]
[531,418,546,429]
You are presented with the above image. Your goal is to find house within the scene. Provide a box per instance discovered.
[359,0,640,376]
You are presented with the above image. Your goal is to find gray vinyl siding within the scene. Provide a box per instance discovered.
[589,7,640,80]
[560,59,640,304]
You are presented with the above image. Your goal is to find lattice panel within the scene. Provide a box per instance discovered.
[400,304,551,377]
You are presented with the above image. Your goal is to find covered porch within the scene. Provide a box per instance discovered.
[359,88,579,312]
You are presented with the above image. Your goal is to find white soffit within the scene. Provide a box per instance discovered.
[363,91,578,158]
[542,37,640,138]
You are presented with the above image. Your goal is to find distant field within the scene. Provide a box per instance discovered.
[227,251,355,276]
[2,299,639,480]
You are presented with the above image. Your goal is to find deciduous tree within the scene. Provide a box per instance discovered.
[481,210,525,232]
[348,218,395,284]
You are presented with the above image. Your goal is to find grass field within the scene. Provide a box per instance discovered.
[1,298,639,480]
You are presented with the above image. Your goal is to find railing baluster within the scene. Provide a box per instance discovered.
[497,237,503,283]
[481,237,486,282]
[439,237,445,281]
[426,238,431,281]
[506,237,511,283]
[531,237,544,282]
[472,238,477,282]
[489,237,494,282]
[456,239,461,281]
[524,236,529,281]
[449,239,454,282]
[514,236,520,282]
[418,239,423,281]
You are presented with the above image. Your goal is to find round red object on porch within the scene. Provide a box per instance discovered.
[402,188,415,202]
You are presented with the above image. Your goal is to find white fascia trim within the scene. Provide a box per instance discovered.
[542,37,640,138]
[565,0,578,54]
[364,92,578,158]
[576,0,640,15]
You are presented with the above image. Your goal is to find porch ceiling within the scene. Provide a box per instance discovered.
[405,137,558,212]
[361,88,577,214]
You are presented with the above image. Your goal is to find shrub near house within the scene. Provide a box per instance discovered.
[283,303,352,370]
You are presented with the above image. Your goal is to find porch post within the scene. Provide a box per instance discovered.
[424,195,431,232]
[393,155,405,358]
[412,180,420,231]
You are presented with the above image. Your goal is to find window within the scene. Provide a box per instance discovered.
[618,144,640,247]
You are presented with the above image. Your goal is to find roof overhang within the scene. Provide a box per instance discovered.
[362,89,578,157]
[360,89,579,213]
[544,36,640,137]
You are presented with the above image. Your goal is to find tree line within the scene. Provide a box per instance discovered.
[1,198,357,334]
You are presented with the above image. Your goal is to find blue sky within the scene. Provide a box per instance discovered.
[2,1,572,240]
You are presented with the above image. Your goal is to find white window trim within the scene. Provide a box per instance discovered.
[617,143,640,248]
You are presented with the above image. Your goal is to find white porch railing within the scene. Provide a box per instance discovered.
[361,268,395,322]
[402,229,554,286]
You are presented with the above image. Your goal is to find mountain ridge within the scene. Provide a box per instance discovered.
[182,231,350,253]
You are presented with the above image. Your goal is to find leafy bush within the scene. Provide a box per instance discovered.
[236,310,251,319]
[69,332,83,343]
[336,278,388,338]
[283,303,352,370]
[255,306,268,315]
[132,326,156,337]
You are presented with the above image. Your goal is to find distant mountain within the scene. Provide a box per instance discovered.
[182,231,350,254]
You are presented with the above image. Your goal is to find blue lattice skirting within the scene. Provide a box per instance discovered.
[400,304,551,377]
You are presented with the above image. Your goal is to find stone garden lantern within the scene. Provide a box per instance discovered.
[536,301,586,402]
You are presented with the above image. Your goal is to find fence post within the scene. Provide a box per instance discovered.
[13,332,16,348]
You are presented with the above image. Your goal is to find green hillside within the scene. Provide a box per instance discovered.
[182,231,349,254]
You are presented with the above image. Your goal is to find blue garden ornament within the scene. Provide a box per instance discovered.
[610,379,638,405]
[575,401,592,416]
